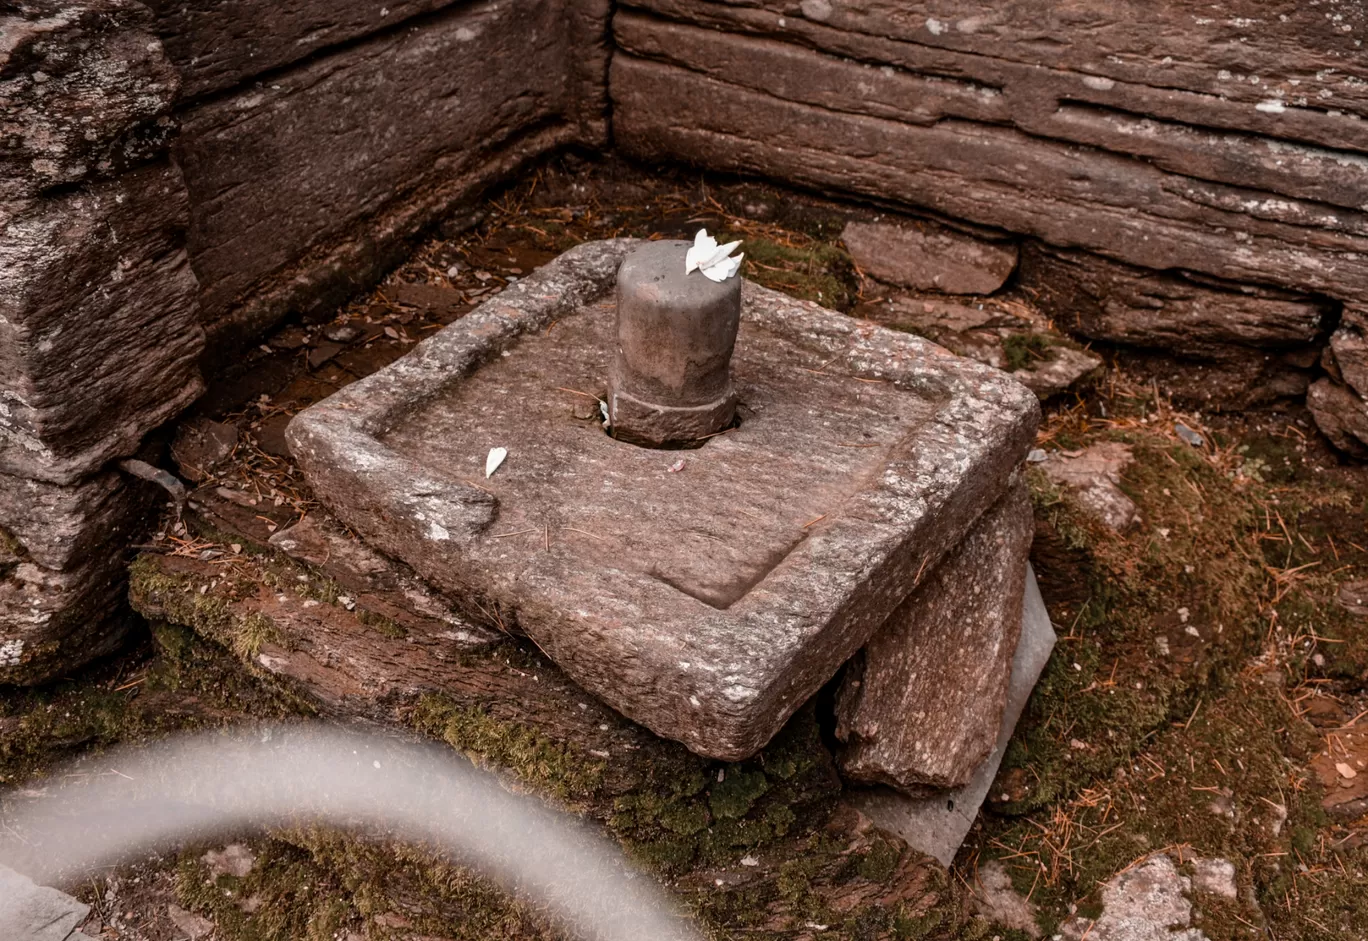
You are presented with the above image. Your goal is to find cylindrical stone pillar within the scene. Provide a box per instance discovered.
[609,240,741,448]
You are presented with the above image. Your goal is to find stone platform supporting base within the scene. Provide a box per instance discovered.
[849,564,1057,866]
[835,475,1034,792]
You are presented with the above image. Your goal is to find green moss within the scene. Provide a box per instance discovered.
[709,768,770,820]
[409,694,605,802]
[356,608,407,638]
[1002,332,1052,371]
[734,236,859,310]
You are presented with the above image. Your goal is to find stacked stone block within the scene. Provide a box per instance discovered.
[0,1,204,683]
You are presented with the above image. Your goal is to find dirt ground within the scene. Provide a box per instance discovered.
[4,153,1368,940]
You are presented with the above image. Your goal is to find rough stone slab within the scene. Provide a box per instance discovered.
[1036,443,1137,532]
[0,863,90,941]
[0,1,179,201]
[1308,378,1368,458]
[849,563,1057,866]
[0,469,148,571]
[146,0,458,100]
[0,162,204,484]
[1019,245,1333,360]
[835,476,1032,792]
[1328,306,1368,401]
[288,239,1039,760]
[611,10,1368,304]
[176,0,591,337]
[841,220,1017,295]
[267,514,501,649]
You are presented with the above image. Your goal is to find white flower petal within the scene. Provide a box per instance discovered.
[701,251,743,282]
[485,446,508,478]
[685,229,719,273]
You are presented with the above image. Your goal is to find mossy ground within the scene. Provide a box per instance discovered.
[4,154,1367,939]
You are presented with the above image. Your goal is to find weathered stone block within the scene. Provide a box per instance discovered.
[1308,379,1368,458]
[0,162,204,484]
[1,1,179,201]
[849,563,1057,866]
[611,5,1368,306]
[1018,245,1333,360]
[288,239,1039,760]
[1327,306,1368,401]
[0,470,153,685]
[148,0,611,125]
[841,220,1017,296]
[175,0,602,352]
[835,476,1033,792]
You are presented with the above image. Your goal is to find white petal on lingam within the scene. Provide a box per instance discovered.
[684,229,718,274]
[701,251,743,283]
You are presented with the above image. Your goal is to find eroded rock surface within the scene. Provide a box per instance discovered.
[176,0,605,354]
[0,470,152,685]
[835,477,1032,791]
[612,3,1368,306]
[0,0,179,201]
[0,162,204,484]
[841,220,1017,295]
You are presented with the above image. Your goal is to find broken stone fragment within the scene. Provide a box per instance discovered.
[835,476,1033,792]
[841,220,1017,295]
[969,860,1040,938]
[0,0,180,201]
[171,418,239,483]
[1307,378,1368,458]
[0,162,204,484]
[864,294,1100,400]
[846,562,1057,865]
[1326,305,1368,400]
[1338,580,1368,617]
[0,863,92,941]
[1036,442,1138,531]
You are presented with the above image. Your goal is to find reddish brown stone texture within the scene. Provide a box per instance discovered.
[841,221,1017,296]
[0,163,204,485]
[834,477,1032,792]
[175,0,607,357]
[0,470,154,685]
[0,1,180,201]
[610,4,1368,305]
[288,240,1039,760]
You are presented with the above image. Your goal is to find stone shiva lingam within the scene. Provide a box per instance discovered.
[287,233,1049,858]
[608,231,743,448]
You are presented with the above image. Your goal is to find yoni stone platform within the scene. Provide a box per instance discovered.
[288,239,1038,762]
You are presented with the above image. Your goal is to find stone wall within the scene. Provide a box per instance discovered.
[609,0,1368,442]
[152,0,612,364]
[1,1,199,682]
[0,0,611,682]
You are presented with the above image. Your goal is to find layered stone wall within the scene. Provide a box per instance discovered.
[1,1,199,682]
[610,0,1368,446]
[149,0,612,364]
[0,0,611,682]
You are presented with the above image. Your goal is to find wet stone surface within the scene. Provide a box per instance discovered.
[288,238,1039,761]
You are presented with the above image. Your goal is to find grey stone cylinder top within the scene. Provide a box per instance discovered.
[608,239,741,448]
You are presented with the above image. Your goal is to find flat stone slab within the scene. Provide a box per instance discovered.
[835,475,1033,792]
[288,239,1038,760]
[850,564,1057,866]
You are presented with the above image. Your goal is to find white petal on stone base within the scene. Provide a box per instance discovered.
[485,447,507,478]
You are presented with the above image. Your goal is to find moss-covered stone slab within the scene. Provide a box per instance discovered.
[287,239,1040,761]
